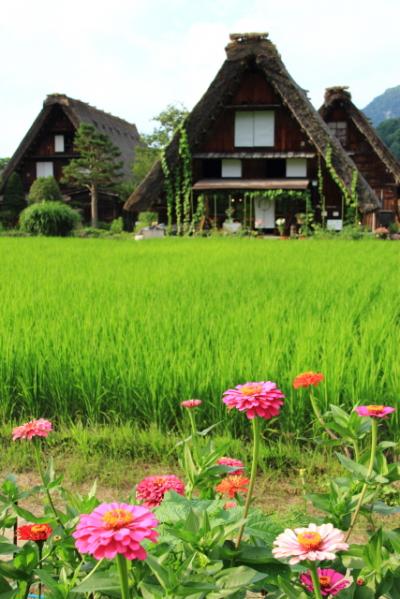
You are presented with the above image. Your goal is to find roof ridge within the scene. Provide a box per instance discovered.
[44,93,136,127]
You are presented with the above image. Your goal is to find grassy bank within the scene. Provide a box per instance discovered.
[0,237,398,437]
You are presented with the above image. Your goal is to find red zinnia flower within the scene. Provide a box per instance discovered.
[18,524,52,542]
[12,419,52,441]
[293,372,324,389]
[222,382,285,420]
[136,475,185,508]
[216,475,249,498]
[181,399,202,408]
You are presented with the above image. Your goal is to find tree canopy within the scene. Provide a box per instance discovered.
[132,103,188,189]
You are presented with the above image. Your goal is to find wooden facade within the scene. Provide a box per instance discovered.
[125,33,379,231]
[0,95,140,223]
[320,87,400,226]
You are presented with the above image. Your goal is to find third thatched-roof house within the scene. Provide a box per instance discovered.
[320,86,400,226]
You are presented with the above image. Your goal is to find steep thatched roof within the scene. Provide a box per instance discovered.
[124,33,379,213]
[1,94,139,192]
[320,86,400,184]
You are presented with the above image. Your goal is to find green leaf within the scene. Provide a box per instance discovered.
[145,554,173,590]
[0,538,18,555]
[71,572,120,593]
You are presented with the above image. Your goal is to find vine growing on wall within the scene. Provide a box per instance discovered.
[161,125,193,235]
[324,144,359,225]
[317,157,326,228]
[161,150,174,234]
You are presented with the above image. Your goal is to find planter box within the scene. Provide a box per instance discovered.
[223,222,242,234]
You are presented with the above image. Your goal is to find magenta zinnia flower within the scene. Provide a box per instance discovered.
[12,419,52,441]
[73,502,158,560]
[300,568,349,596]
[272,523,348,565]
[181,399,202,408]
[136,475,185,508]
[355,405,395,418]
[217,457,245,475]
[222,381,284,419]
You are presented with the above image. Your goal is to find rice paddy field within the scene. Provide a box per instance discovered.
[0,237,399,440]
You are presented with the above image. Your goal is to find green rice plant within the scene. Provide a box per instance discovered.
[0,237,398,440]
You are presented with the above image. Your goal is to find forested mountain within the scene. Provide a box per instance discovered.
[363,85,400,126]
[376,118,400,159]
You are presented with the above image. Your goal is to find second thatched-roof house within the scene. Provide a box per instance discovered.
[124,33,379,233]
[320,86,400,227]
[1,94,140,223]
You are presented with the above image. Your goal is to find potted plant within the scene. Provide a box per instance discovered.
[223,206,241,234]
[275,217,286,237]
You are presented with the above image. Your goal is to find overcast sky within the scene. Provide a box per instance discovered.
[1,0,399,156]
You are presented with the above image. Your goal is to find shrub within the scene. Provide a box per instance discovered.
[28,176,63,204]
[110,217,124,234]
[19,201,80,236]
[138,211,158,226]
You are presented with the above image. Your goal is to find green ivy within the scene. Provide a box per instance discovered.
[160,150,174,234]
[317,157,326,228]
[324,145,359,225]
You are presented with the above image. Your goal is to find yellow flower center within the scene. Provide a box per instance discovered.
[319,575,331,588]
[31,525,47,534]
[241,384,262,396]
[297,531,322,550]
[366,405,384,414]
[103,509,134,530]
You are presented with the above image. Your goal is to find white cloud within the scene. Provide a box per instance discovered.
[1,0,399,155]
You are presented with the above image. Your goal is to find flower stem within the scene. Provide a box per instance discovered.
[345,418,378,543]
[308,562,323,599]
[309,391,351,458]
[116,554,131,599]
[33,442,66,533]
[235,417,260,549]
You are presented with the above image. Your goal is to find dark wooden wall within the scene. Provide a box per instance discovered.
[17,106,77,192]
[324,106,398,211]
[198,71,314,153]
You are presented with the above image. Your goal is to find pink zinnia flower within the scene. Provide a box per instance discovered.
[293,371,324,389]
[73,502,158,560]
[355,405,395,418]
[222,381,284,420]
[300,568,350,596]
[136,475,185,508]
[223,501,237,509]
[181,399,202,408]
[217,457,245,475]
[12,419,52,441]
[272,523,348,565]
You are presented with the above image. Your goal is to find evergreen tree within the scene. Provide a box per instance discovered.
[62,124,123,227]
[28,176,63,203]
[1,172,26,227]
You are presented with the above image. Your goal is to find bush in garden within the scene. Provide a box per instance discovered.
[28,176,63,203]
[19,201,80,236]
[2,373,399,599]
[110,216,124,234]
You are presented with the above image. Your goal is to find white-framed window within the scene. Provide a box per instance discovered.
[327,121,347,146]
[54,134,65,152]
[221,159,242,178]
[286,158,307,177]
[36,162,54,178]
[234,111,275,147]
